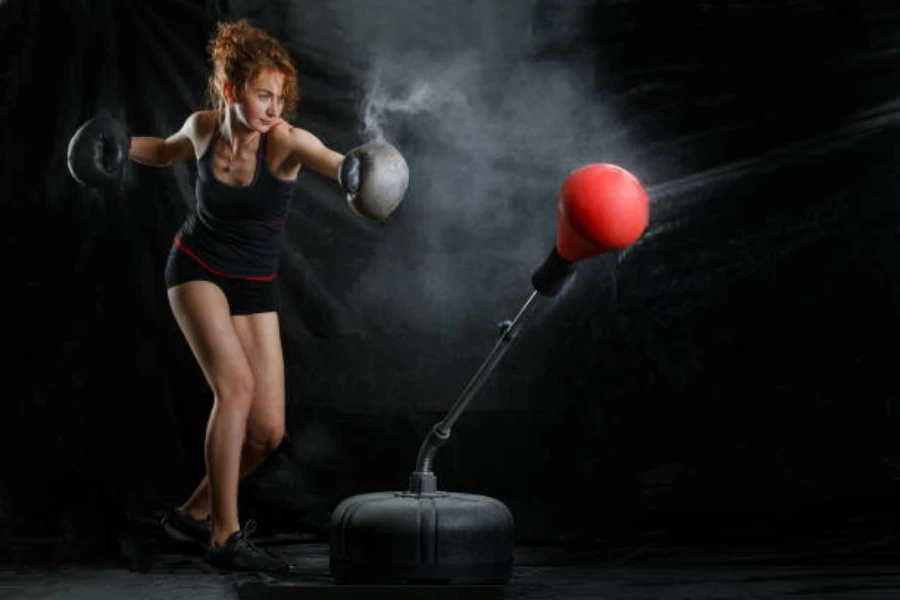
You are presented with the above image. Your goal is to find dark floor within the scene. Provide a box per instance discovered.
[5,531,900,600]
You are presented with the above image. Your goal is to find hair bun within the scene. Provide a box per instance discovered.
[205,20,301,118]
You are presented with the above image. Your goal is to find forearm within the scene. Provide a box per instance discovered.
[280,124,344,181]
[129,137,166,167]
[310,149,344,182]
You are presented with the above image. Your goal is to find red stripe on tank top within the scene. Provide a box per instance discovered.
[173,237,277,282]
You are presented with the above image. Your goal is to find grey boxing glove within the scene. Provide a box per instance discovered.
[339,141,409,221]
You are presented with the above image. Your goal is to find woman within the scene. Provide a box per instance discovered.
[128,20,346,573]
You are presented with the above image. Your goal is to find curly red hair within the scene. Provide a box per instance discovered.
[206,20,300,118]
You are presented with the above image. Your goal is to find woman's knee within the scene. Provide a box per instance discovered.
[212,369,255,408]
[246,420,285,456]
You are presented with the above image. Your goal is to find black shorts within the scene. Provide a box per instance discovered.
[164,245,280,316]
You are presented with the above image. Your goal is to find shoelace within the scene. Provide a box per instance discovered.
[235,519,266,556]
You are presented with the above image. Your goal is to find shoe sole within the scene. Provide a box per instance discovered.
[203,559,291,575]
[161,518,209,546]
[204,552,292,575]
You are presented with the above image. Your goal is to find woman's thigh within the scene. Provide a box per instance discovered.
[231,311,285,437]
[167,280,255,402]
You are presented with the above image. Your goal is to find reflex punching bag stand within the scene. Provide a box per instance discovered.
[329,164,650,585]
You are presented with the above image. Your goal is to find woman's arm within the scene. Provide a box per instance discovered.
[130,112,203,167]
[269,121,344,181]
[269,120,409,221]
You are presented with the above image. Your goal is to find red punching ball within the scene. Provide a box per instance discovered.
[556,163,649,262]
[532,163,649,296]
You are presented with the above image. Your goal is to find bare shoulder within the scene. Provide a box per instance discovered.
[176,110,219,157]
[185,110,219,141]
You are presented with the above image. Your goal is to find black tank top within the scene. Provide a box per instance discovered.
[174,126,297,280]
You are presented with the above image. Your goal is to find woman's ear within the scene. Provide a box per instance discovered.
[223,80,236,105]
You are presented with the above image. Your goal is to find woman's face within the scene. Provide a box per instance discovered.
[229,68,286,132]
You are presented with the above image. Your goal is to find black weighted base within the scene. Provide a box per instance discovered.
[329,491,515,585]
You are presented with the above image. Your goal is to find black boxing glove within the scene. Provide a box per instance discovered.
[67,116,131,187]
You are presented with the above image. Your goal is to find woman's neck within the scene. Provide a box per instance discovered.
[221,107,259,149]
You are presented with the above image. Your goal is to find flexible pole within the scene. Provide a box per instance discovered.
[409,290,540,493]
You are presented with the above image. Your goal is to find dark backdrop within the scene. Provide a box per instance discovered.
[3,0,899,555]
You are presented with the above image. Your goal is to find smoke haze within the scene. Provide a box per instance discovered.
[276,0,628,331]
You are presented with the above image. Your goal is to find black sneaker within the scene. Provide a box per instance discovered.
[160,507,210,546]
[205,520,291,574]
